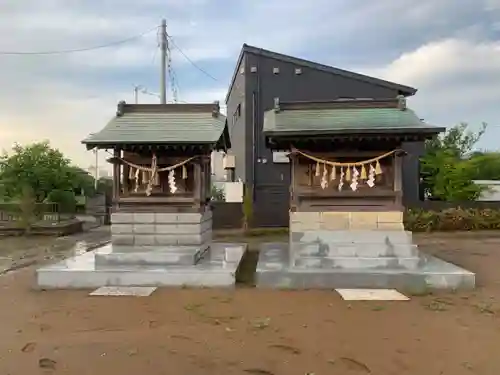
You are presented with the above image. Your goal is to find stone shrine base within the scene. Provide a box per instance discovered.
[36,243,246,289]
[256,230,475,292]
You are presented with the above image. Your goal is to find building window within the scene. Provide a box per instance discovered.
[232,103,241,125]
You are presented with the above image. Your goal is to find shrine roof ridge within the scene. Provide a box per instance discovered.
[115,101,222,116]
[81,100,229,150]
[263,96,445,137]
[273,97,407,111]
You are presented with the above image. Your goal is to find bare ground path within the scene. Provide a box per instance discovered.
[0,227,110,275]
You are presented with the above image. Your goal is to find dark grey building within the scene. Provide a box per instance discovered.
[225,44,423,227]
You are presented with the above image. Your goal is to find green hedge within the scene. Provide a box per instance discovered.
[405,207,500,232]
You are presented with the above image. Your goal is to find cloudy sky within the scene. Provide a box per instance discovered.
[0,0,499,171]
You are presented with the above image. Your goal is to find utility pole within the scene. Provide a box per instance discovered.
[133,85,141,104]
[160,18,167,104]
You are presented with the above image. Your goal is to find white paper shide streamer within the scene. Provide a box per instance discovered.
[338,168,345,191]
[350,166,359,191]
[320,164,328,189]
[367,164,376,187]
[168,170,177,193]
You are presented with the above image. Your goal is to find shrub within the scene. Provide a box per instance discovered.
[242,186,253,232]
[211,184,225,201]
[404,207,500,232]
[47,189,77,213]
[18,186,36,234]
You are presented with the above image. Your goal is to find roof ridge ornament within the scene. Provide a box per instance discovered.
[397,95,406,111]
[274,97,280,112]
[116,100,126,117]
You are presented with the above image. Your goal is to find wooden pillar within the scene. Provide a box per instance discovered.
[200,160,206,203]
[112,147,121,204]
[290,154,296,212]
[205,155,211,202]
[393,153,403,207]
[194,161,202,204]
[122,153,129,196]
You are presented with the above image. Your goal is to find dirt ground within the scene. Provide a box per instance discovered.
[0,232,500,374]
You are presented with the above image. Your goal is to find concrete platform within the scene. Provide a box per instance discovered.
[256,243,475,292]
[94,244,206,267]
[36,243,247,289]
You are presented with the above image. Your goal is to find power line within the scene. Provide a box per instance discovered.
[167,35,218,81]
[0,25,159,55]
[167,43,180,103]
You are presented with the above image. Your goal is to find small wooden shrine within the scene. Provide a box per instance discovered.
[255,98,474,292]
[82,101,230,213]
[264,97,444,214]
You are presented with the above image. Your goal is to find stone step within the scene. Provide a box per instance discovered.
[292,242,419,258]
[100,244,200,253]
[112,233,212,247]
[293,256,421,270]
[256,266,475,292]
[291,230,413,245]
[36,243,247,289]
[95,247,205,267]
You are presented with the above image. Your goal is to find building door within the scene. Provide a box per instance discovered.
[254,184,289,227]
[253,152,290,227]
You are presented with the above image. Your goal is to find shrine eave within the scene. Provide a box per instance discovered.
[83,140,227,153]
[265,127,445,138]
[265,128,445,149]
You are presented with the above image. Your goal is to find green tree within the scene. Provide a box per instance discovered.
[420,123,488,201]
[424,122,487,159]
[47,189,77,213]
[467,152,500,181]
[422,150,483,201]
[18,185,37,234]
[69,166,96,194]
[96,177,113,195]
[0,141,84,202]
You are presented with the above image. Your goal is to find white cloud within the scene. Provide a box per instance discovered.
[359,38,500,146]
[373,39,500,87]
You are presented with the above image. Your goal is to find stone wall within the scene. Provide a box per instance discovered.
[111,210,212,249]
[290,211,404,232]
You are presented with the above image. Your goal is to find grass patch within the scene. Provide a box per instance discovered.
[407,288,434,297]
[473,302,496,315]
[184,302,240,325]
[250,317,271,330]
[214,227,288,239]
[423,297,454,312]
[245,228,288,237]
[236,250,259,287]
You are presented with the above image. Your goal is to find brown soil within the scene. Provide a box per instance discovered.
[1,232,500,374]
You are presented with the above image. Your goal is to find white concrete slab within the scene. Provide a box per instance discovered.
[36,243,247,289]
[335,288,410,301]
[90,286,157,296]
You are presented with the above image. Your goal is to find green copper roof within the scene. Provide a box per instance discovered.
[82,103,228,148]
[263,100,443,135]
